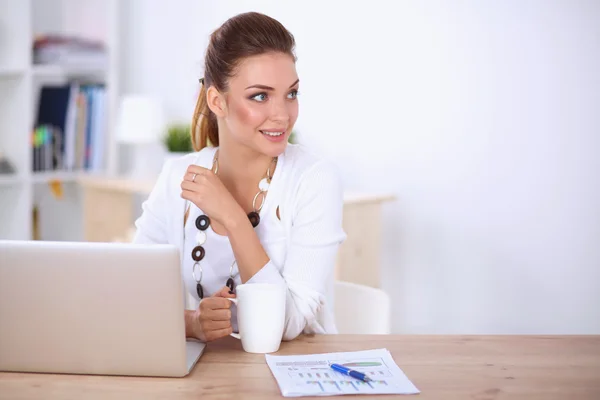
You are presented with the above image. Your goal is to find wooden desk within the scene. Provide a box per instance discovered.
[1,335,599,399]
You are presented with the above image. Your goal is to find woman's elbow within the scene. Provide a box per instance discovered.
[281,287,328,341]
[281,323,304,341]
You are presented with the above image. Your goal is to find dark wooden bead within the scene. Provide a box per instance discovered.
[196,283,204,299]
[248,211,260,228]
[195,215,210,231]
[226,277,235,293]
[191,245,205,261]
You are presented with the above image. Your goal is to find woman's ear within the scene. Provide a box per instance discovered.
[206,86,227,118]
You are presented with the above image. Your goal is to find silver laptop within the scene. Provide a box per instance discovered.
[0,240,205,377]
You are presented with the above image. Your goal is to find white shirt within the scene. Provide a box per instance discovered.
[133,144,346,340]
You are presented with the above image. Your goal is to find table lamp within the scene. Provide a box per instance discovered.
[115,95,166,179]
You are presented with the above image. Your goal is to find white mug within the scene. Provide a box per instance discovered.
[227,282,286,353]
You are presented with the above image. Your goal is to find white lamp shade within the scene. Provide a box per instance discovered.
[116,95,166,144]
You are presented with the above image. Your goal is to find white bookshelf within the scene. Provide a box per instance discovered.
[0,0,120,241]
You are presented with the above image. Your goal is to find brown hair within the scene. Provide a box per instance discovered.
[191,12,296,151]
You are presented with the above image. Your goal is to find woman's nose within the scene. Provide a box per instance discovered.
[269,99,290,123]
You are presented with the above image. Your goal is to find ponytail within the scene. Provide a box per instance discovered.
[191,81,219,151]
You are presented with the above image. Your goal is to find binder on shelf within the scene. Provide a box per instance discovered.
[33,82,106,174]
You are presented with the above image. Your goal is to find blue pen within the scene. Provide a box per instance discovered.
[329,363,372,382]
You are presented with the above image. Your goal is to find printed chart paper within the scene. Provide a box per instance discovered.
[265,348,420,397]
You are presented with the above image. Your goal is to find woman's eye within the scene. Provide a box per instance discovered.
[288,89,299,99]
[250,93,267,102]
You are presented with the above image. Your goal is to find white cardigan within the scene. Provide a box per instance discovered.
[133,144,346,340]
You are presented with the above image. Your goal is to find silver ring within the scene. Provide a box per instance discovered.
[191,173,197,182]
[192,262,203,283]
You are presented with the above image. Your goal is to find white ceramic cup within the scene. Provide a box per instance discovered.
[227,282,286,353]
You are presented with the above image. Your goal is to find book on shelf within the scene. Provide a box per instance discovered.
[33,34,107,69]
[33,83,106,173]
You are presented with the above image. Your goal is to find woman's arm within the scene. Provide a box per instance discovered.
[224,207,271,283]
[133,160,212,340]
[132,160,173,245]
[225,161,346,340]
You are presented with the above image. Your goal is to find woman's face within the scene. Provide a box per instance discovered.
[220,52,299,157]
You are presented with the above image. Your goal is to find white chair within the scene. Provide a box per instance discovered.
[334,280,391,334]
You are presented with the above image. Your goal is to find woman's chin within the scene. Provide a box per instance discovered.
[260,139,289,158]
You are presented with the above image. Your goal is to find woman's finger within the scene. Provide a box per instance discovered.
[203,319,231,331]
[213,286,229,297]
[200,296,231,309]
[181,180,203,191]
[205,327,234,342]
[185,171,200,182]
[204,307,232,322]
[213,286,236,298]
[180,189,197,201]
[186,165,212,178]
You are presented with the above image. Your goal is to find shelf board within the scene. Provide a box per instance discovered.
[31,171,83,184]
[0,172,104,185]
[77,175,156,194]
[32,64,107,80]
[0,174,23,186]
[0,67,27,79]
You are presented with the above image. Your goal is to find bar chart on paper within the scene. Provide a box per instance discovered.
[291,359,392,393]
[265,349,420,397]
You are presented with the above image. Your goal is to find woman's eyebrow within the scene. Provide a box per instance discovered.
[245,79,300,90]
[245,84,274,90]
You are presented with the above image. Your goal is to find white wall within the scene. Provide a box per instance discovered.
[121,0,600,334]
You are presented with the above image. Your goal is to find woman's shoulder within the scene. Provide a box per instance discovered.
[281,144,343,196]
[282,144,339,178]
[161,147,217,178]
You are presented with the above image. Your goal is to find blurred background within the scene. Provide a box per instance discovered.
[0,0,598,335]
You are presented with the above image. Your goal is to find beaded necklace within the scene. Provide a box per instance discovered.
[185,150,277,299]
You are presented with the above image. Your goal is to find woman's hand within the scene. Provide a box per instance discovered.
[186,287,236,342]
[180,166,245,229]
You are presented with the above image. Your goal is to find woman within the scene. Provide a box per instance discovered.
[133,12,346,342]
